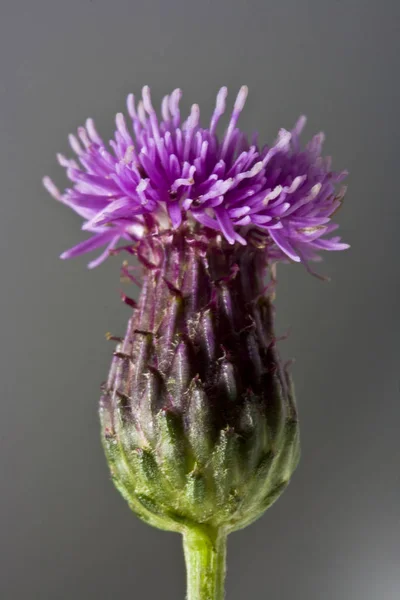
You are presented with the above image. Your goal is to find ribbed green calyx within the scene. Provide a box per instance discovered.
[100,230,300,535]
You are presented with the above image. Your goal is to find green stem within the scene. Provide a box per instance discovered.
[183,527,227,600]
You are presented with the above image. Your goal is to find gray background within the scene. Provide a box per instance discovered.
[1,0,399,598]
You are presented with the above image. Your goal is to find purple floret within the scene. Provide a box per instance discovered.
[43,86,348,268]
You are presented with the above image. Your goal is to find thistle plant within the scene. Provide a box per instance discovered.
[44,85,348,600]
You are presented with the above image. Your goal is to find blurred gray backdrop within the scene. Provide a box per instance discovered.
[1,0,399,598]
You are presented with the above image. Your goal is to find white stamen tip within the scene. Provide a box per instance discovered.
[216,87,228,111]
[277,129,292,148]
[234,85,248,112]
[263,185,283,205]
[123,145,134,164]
[127,93,136,118]
[116,112,125,129]
[250,161,263,176]
[56,153,70,167]
[310,183,322,198]
[142,86,153,113]
[161,95,170,121]
[137,101,146,123]
[169,89,182,115]
[172,88,182,100]
[85,118,101,144]
[68,134,82,155]
[189,104,200,125]
[296,115,307,133]
[43,176,62,201]
[137,179,148,192]
[78,127,91,148]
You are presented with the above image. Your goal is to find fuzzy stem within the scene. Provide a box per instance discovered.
[183,527,227,600]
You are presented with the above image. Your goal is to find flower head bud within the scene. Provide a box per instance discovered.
[100,231,299,532]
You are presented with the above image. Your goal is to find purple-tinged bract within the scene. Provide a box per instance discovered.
[43,86,348,268]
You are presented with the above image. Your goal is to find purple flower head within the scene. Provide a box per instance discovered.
[43,86,348,268]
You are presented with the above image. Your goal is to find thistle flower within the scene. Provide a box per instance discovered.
[44,86,348,600]
[43,85,348,268]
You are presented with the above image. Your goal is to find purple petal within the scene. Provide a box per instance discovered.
[269,229,301,262]
[168,201,182,228]
[60,230,118,260]
[87,235,121,269]
[215,208,236,244]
